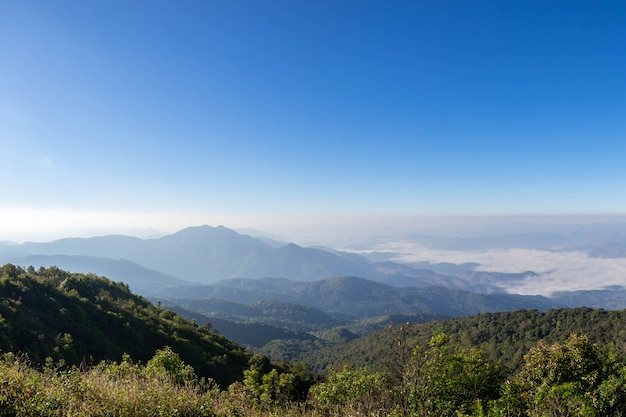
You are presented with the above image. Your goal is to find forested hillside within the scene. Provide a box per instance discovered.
[302,307,626,374]
[0,264,250,386]
[165,275,560,319]
[3,263,626,416]
[160,277,562,363]
[3,321,626,416]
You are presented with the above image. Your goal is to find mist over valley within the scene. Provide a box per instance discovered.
[4,221,626,305]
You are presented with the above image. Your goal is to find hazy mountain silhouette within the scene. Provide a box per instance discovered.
[1,255,192,296]
[7,225,624,307]
[2,225,452,286]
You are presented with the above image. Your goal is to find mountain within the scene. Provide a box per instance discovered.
[13,226,271,283]
[0,255,193,297]
[165,305,321,351]
[158,294,453,362]
[164,298,345,332]
[161,276,562,320]
[158,286,471,362]
[301,306,626,374]
[6,225,626,309]
[1,225,478,287]
[551,286,626,309]
[0,264,250,386]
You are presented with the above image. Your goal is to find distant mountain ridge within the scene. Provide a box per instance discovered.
[162,275,562,320]
[0,225,495,290]
[2,224,626,311]
[1,255,193,295]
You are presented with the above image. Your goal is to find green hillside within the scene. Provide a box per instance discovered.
[0,264,250,386]
[165,275,561,319]
[165,298,344,331]
[302,306,626,373]
[4,262,626,416]
[167,305,320,350]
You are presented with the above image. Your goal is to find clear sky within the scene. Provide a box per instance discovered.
[1,0,625,240]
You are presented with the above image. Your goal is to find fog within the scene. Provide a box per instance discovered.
[367,241,626,296]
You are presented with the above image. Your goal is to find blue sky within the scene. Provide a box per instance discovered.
[1,1,625,239]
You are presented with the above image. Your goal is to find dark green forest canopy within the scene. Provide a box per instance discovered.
[0,264,250,386]
[303,306,626,374]
[4,262,626,386]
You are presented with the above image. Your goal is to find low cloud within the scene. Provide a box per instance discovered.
[369,242,626,296]
[501,254,626,296]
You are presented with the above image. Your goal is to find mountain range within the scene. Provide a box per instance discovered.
[1,225,529,295]
[3,225,626,310]
[4,224,626,365]
[161,276,560,319]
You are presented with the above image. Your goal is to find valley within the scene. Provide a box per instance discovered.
[5,1,623,414]
[4,224,626,366]
[3,262,626,416]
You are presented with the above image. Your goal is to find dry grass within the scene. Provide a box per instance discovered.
[0,353,316,417]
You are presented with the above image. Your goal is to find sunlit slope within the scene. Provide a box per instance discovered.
[302,307,626,373]
[0,264,249,386]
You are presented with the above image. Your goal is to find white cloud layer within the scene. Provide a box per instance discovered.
[372,242,626,296]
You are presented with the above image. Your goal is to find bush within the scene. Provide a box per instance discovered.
[0,351,217,417]
[309,365,392,416]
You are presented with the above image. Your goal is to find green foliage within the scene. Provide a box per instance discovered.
[401,333,506,416]
[304,307,626,374]
[144,346,198,385]
[305,321,626,417]
[492,334,626,417]
[0,351,218,417]
[240,358,315,410]
[309,366,391,416]
[243,367,296,408]
[169,298,344,333]
[308,333,506,417]
[0,264,249,386]
[1,324,626,416]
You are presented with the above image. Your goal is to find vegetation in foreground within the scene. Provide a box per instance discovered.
[0,264,250,386]
[2,331,626,416]
[3,263,626,416]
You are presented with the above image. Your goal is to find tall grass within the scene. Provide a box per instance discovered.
[0,352,312,417]
[0,353,219,417]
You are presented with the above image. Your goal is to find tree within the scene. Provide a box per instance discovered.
[309,365,392,416]
[495,334,626,417]
[144,346,197,385]
[402,333,506,416]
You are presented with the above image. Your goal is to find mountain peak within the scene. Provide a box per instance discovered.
[169,225,239,238]
[280,242,302,250]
